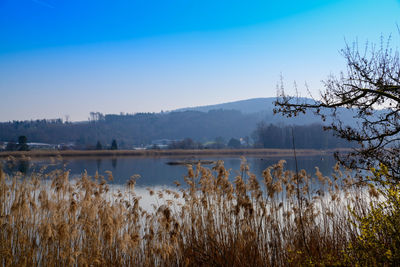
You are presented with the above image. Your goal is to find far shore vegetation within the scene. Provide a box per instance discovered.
[0,120,354,151]
[0,148,350,159]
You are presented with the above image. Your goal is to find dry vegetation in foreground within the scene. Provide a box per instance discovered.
[0,158,398,266]
[0,148,348,159]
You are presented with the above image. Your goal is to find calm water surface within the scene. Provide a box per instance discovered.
[1,155,337,187]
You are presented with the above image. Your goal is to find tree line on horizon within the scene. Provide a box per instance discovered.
[0,110,354,150]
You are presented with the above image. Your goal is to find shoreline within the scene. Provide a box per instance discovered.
[0,148,351,159]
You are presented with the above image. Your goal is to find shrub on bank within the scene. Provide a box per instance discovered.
[345,164,400,266]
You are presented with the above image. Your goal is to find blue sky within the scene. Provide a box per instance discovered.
[0,0,399,121]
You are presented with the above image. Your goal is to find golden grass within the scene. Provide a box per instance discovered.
[0,157,377,266]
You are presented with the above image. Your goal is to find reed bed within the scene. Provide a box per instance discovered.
[0,158,388,266]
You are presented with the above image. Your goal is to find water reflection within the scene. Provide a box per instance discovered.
[96,158,102,170]
[18,160,30,174]
[2,159,31,174]
[111,157,117,170]
[1,155,338,187]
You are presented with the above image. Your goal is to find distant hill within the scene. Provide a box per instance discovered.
[175,98,277,114]
[176,97,359,126]
[175,97,321,113]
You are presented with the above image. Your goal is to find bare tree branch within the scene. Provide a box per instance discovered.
[274,36,400,180]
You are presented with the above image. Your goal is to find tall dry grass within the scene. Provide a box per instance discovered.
[0,158,381,266]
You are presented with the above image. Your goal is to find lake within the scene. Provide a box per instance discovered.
[1,154,337,187]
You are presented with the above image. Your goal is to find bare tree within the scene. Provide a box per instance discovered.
[275,36,400,180]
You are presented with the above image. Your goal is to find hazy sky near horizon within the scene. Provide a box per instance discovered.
[0,0,399,121]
